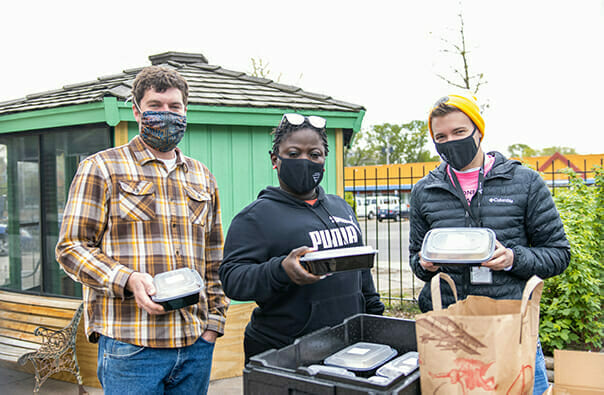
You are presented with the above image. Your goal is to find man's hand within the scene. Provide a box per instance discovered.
[482,240,514,271]
[126,272,166,315]
[419,252,440,272]
[281,246,322,285]
[201,330,218,344]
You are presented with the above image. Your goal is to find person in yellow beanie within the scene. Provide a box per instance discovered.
[409,91,570,395]
[428,93,485,171]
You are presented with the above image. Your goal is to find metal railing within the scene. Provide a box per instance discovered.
[345,158,603,304]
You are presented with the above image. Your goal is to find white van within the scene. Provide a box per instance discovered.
[376,195,400,211]
[355,195,400,219]
[355,196,376,219]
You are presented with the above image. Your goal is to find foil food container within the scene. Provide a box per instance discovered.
[376,351,419,379]
[323,342,397,372]
[151,268,204,311]
[300,246,377,275]
[421,227,496,265]
[306,365,356,378]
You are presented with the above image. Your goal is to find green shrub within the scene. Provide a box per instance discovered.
[539,166,603,353]
[344,192,356,214]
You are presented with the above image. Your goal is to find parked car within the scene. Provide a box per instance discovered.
[0,224,36,256]
[377,203,410,222]
[399,203,410,219]
[378,208,401,222]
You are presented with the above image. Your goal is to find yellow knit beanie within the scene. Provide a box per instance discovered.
[428,93,485,141]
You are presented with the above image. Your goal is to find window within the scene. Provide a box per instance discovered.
[0,124,111,297]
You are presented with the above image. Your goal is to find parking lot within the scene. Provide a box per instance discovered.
[357,218,424,300]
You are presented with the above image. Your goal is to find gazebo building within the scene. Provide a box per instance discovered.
[0,51,365,385]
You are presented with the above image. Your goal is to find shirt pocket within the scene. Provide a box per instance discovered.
[184,185,210,226]
[118,180,156,221]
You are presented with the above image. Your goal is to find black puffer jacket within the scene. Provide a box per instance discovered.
[409,152,570,312]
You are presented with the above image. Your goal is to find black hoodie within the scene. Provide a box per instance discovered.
[219,186,384,351]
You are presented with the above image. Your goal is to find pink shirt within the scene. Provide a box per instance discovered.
[447,154,495,205]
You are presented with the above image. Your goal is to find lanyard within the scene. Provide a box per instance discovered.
[449,165,484,227]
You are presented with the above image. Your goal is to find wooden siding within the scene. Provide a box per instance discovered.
[210,302,256,380]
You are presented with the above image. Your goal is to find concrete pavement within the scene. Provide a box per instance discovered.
[0,363,243,394]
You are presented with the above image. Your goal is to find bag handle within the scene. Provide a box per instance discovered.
[518,275,543,343]
[520,275,543,319]
[430,273,458,311]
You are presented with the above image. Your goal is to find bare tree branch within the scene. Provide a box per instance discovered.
[436,3,487,97]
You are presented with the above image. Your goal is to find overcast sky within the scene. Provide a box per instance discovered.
[2,0,603,156]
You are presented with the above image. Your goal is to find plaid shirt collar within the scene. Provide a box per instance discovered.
[128,135,189,173]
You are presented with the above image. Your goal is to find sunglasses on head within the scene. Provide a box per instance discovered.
[280,113,326,129]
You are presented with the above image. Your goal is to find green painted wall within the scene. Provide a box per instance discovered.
[1,99,363,231]
[126,121,338,231]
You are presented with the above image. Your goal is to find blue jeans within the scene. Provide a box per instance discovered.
[534,340,549,395]
[97,335,215,395]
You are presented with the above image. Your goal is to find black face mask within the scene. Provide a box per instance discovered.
[277,155,324,195]
[434,127,479,170]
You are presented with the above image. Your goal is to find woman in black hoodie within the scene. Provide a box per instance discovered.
[219,113,384,362]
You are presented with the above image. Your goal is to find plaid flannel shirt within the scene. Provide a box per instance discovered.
[56,136,229,348]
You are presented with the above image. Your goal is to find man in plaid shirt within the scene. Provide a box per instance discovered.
[56,66,229,394]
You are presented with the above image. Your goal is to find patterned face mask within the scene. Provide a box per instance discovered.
[139,110,187,152]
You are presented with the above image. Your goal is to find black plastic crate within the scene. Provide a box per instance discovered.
[244,314,419,394]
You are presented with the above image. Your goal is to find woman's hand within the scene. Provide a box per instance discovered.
[281,246,322,285]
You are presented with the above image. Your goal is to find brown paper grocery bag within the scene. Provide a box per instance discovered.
[415,273,543,394]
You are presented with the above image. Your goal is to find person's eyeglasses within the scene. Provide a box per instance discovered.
[280,113,326,129]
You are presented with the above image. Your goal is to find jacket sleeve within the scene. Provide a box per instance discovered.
[55,158,133,299]
[218,208,293,303]
[408,183,439,282]
[203,175,229,335]
[509,171,571,280]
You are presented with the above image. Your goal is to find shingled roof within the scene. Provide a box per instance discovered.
[0,52,364,116]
